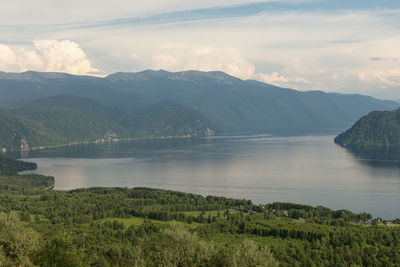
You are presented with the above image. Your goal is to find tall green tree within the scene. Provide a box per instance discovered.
[0,212,39,267]
[34,232,87,267]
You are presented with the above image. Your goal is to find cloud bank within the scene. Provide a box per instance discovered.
[150,46,255,79]
[0,40,98,75]
[1,1,400,99]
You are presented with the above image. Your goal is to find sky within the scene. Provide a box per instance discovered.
[0,0,400,99]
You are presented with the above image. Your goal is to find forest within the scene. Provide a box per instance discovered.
[335,108,400,147]
[0,95,218,152]
[0,70,398,134]
[1,157,400,266]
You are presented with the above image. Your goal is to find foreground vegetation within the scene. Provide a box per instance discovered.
[1,157,400,266]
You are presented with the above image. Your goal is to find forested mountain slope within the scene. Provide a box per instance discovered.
[0,70,397,133]
[0,112,63,151]
[335,108,400,147]
[11,106,125,142]
[0,95,218,151]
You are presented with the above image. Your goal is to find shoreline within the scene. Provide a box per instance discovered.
[14,133,400,221]
[2,133,215,155]
[21,166,397,221]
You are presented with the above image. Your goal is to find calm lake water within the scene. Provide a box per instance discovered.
[18,134,400,219]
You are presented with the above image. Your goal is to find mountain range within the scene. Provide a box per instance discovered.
[0,70,398,151]
[0,70,398,134]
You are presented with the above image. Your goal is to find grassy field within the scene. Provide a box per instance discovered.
[91,209,230,229]
[94,216,203,228]
[182,210,226,217]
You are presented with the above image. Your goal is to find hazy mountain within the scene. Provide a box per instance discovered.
[126,101,218,138]
[0,70,398,133]
[16,95,218,138]
[20,94,128,121]
[335,108,400,147]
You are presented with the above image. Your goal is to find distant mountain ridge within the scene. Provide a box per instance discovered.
[335,108,400,147]
[0,70,398,134]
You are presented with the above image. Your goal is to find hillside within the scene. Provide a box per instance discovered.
[23,94,127,121]
[127,101,217,138]
[0,156,37,175]
[335,108,400,147]
[107,71,399,132]
[0,96,218,151]
[0,112,63,152]
[0,70,397,133]
[22,96,218,138]
[11,106,126,142]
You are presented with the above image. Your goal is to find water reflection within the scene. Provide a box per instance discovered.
[16,134,400,219]
[343,146,400,169]
[13,138,211,160]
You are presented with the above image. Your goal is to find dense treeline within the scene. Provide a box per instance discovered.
[0,155,37,174]
[0,174,54,191]
[0,157,53,190]
[200,213,400,266]
[1,158,400,266]
[0,112,63,151]
[12,106,125,143]
[0,95,218,152]
[0,212,278,267]
[335,108,400,147]
[265,202,372,222]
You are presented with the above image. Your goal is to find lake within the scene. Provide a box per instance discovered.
[18,134,400,219]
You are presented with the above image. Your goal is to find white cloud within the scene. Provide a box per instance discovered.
[145,45,314,89]
[255,72,288,84]
[73,9,399,93]
[0,40,99,75]
[33,40,98,74]
[1,3,400,99]
[253,72,314,90]
[357,69,400,88]
[150,46,255,79]
[0,44,17,71]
